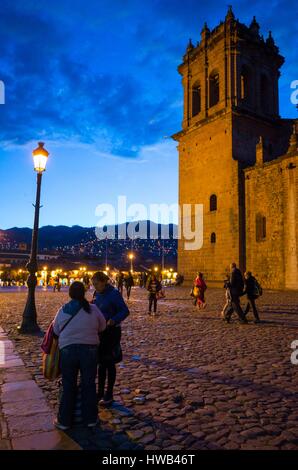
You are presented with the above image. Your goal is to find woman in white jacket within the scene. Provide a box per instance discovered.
[53,281,106,430]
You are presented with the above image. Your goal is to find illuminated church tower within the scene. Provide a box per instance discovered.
[173,7,297,288]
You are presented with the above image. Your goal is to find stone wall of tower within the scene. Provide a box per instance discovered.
[178,112,241,284]
[232,113,293,166]
[175,9,297,289]
[245,153,298,289]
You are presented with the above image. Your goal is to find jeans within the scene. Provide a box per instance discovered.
[244,297,260,321]
[126,286,132,299]
[118,284,123,295]
[98,327,122,398]
[59,344,98,427]
[98,363,116,398]
[149,293,157,313]
[225,296,246,322]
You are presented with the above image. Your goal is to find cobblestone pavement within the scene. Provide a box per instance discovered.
[0,286,298,450]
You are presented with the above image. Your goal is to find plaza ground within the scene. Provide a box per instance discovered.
[0,286,298,450]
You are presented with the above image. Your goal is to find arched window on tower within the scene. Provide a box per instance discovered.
[256,214,267,241]
[211,232,216,244]
[209,71,219,107]
[210,194,217,212]
[240,65,252,104]
[192,82,201,117]
[260,74,271,114]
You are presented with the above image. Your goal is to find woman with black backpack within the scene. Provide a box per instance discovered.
[243,271,262,323]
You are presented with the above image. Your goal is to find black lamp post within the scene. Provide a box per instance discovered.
[18,142,49,334]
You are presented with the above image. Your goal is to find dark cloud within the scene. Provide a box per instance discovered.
[0,0,296,153]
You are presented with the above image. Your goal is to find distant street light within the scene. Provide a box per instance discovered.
[18,142,49,334]
[128,253,134,272]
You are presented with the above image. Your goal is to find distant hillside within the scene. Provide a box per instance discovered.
[0,221,177,250]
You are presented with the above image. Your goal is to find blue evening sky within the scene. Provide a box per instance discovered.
[0,0,297,229]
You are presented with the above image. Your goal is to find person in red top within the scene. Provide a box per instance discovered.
[193,272,207,309]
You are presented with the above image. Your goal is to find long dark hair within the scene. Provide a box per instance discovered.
[69,281,91,313]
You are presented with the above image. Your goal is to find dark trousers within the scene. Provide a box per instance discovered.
[149,293,157,313]
[244,297,260,320]
[98,326,121,398]
[118,284,123,295]
[59,344,98,427]
[225,296,246,322]
[126,286,132,299]
[98,363,116,398]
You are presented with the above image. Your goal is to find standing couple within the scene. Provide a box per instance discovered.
[52,271,129,430]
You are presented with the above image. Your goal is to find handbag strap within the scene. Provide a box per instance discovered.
[59,307,82,334]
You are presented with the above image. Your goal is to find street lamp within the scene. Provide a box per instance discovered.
[18,142,49,334]
[128,253,134,272]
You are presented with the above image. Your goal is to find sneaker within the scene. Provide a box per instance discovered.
[254,319,261,324]
[99,394,114,407]
[54,419,70,431]
[97,393,104,403]
[87,419,100,428]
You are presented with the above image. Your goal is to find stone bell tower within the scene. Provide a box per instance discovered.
[173,6,291,284]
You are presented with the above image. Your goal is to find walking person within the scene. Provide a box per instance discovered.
[223,263,248,324]
[243,271,262,323]
[193,272,207,309]
[125,272,134,300]
[53,281,106,430]
[221,276,233,319]
[147,274,162,315]
[83,273,90,291]
[53,275,61,292]
[91,271,130,406]
[117,272,124,296]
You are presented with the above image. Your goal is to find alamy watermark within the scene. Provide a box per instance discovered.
[0,80,5,104]
[290,340,298,365]
[95,196,203,251]
[290,80,298,105]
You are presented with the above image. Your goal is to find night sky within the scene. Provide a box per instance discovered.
[0,0,297,229]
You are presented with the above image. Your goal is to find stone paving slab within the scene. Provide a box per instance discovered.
[7,412,56,438]
[2,369,32,382]
[12,430,81,450]
[2,399,50,417]
[0,325,81,450]
[0,359,24,369]
[0,439,11,450]
[1,383,44,403]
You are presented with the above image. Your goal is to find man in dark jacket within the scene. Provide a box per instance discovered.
[92,271,130,406]
[243,272,261,323]
[147,274,162,315]
[224,263,247,324]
